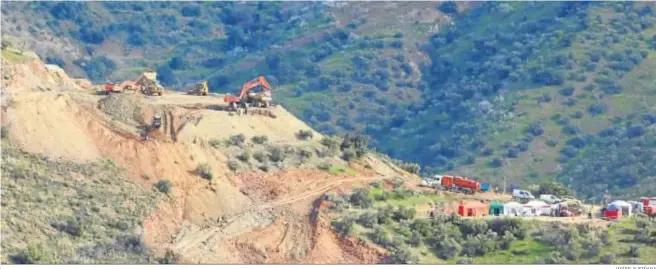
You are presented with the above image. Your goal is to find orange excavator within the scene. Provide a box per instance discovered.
[223,75,273,111]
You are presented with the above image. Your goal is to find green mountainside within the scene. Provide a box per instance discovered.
[3,1,656,200]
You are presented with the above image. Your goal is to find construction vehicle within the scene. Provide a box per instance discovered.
[101,82,121,95]
[125,70,163,96]
[186,81,209,96]
[224,75,273,111]
[99,80,134,95]
[141,115,162,141]
[556,199,586,217]
[432,175,481,194]
[140,82,164,96]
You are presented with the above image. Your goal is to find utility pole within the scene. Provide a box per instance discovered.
[503,175,507,195]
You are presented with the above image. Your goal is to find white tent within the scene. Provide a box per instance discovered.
[523,200,551,216]
[609,200,632,216]
[504,202,523,216]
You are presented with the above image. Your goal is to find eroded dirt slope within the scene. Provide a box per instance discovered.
[1,53,413,264]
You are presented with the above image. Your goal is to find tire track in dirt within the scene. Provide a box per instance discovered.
[168,110,177,142]
[173,175,392,254]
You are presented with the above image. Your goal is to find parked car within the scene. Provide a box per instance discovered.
[540,194,563,204]
[513,189,535,200]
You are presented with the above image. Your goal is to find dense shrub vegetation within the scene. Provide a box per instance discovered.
[5,2,656,198]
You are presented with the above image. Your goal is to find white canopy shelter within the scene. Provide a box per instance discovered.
[504,202,523,216]
[523,200,551,216]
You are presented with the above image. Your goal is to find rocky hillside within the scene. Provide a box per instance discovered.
[0,48,414,264]
[3,2,656,200]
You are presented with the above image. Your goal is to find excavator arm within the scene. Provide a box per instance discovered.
[225,75,272,104]
[237,75,272,100]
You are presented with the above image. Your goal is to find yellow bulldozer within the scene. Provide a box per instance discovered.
[186,80,209,96]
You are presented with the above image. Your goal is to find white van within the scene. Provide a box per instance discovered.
[513,189,535,200]
[540,194,562,204]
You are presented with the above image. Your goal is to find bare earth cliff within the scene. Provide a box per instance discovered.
[0,50,414,264]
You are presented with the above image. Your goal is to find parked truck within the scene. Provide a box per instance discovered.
[433,175,481,194]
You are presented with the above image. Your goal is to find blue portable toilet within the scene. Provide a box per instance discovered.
[481,183,491,192]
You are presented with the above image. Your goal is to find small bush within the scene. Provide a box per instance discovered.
[269,147,285,162]
[435,238,461,260]
[588,103,607,116]
[635,228,652,243]
[628,257,642,264]
[389,245,419,264]
[438,1,458,14]
[377,205,395,225]
[562,98,577,107]
[525,122,544,136]
[299,148,313,161]
[251,135,268,144]
[539,251,569,264]
[321,136,340,152]
[391,177,404,188]
[51,217,83,237]
[10,243,47,264]
[538,93,552,103]
[155,180,172,194]
[396,161,421,174]
[393,205,416,221]
[209,139,222,148]
[1,40,11,49]
[318,163,331,170]
[559,86,575,97]
[195,163,214,180]
[229,134,246,146]
[600,253,615,264]
[490,158,503,168]
[357,211,378,228]
[160,250,178,264]
[456,256,474,264]
[296,130,314,140]
[409,231,422,247]
[227,160,240,171]
[1,126,9,139]
[259,164,270,172]
[350,188,374,208]
[332,218,355,237]
[629,244,641,257]
[342,148,357,161]
[237,151,251,162]
[253,152,266,162]
[501,231,516,250]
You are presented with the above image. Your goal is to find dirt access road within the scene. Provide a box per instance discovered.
[172,174,393,262]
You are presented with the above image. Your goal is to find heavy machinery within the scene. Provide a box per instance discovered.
[99,80,135,95]
[224,75,273,111]
[431,175,482,194]
[140,82,164,96]
[186,80,209,96]
[556,199,587,217]
[128,71,163,96]
[141,115,162,141]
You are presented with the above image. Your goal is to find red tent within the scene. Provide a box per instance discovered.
[458,201,489,217]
